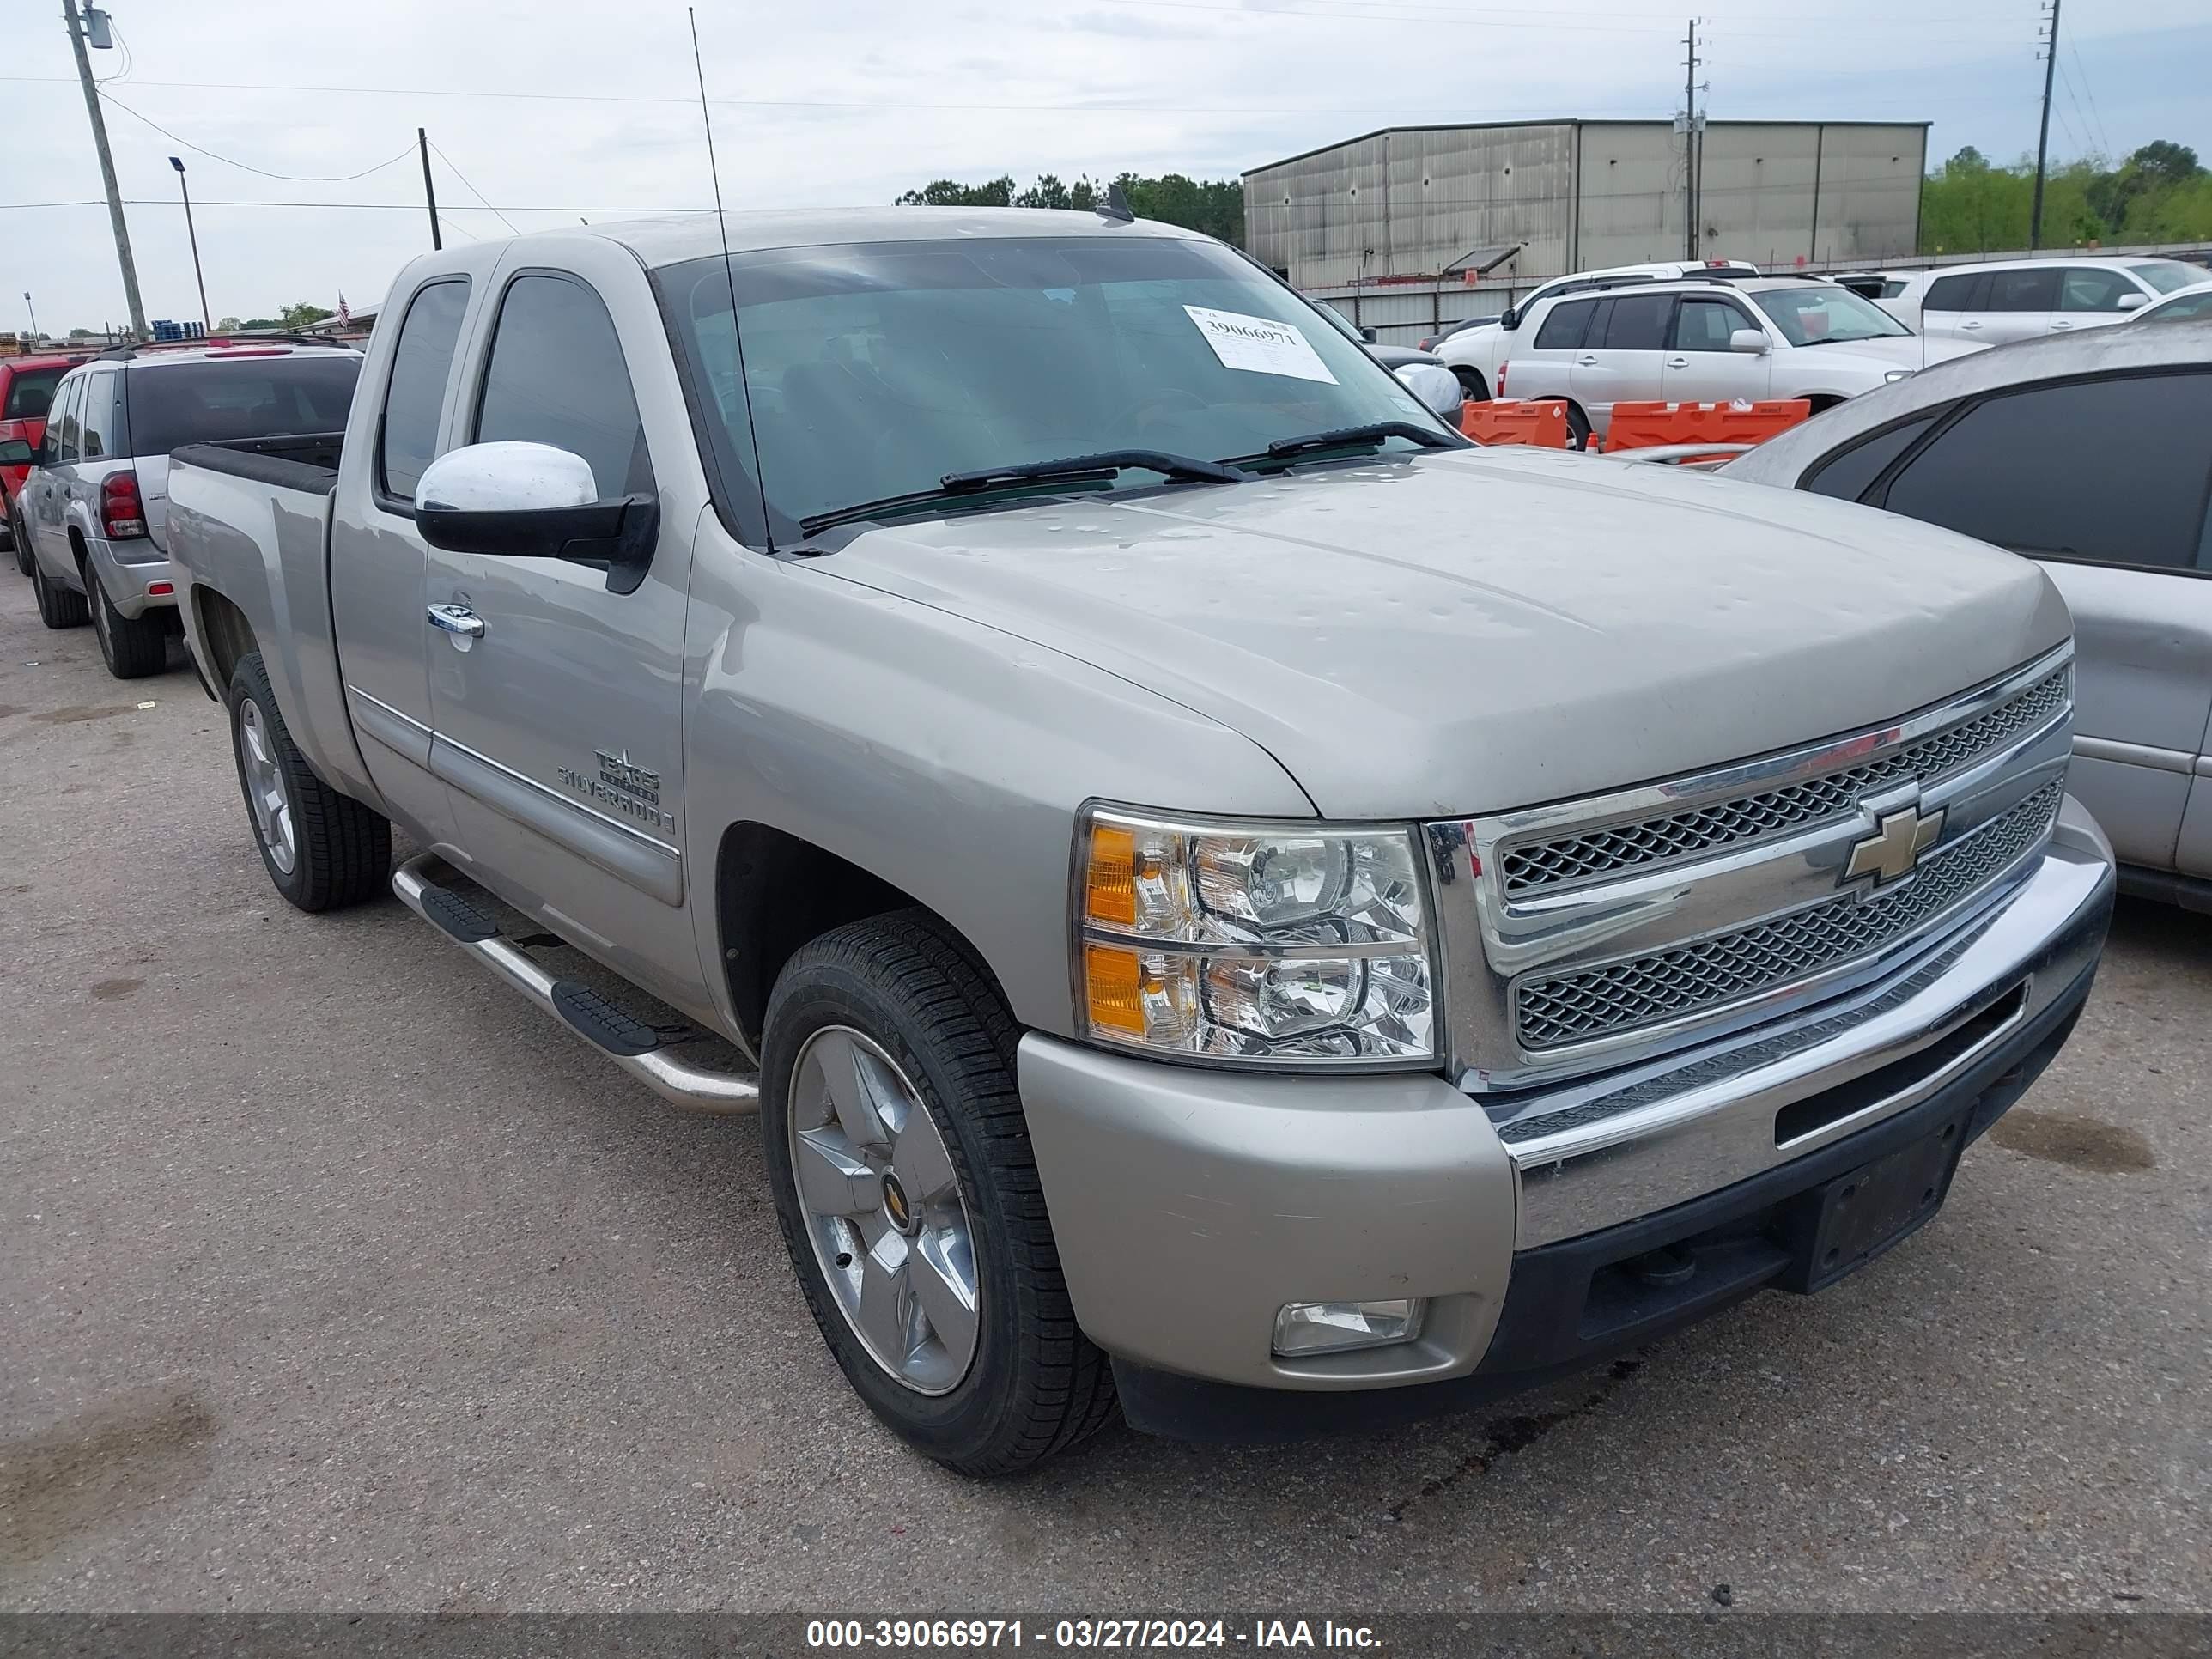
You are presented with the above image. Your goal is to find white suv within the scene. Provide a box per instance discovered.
[1434,259,1759,400]
[1884,257,2212,347]
[1495,276,1980,449]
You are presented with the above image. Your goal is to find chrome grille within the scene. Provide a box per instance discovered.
[1513,781,2062,1052]
[1499,666,2070,895]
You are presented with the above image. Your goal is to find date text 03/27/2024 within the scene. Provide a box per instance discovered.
[805,1620,1382,1650]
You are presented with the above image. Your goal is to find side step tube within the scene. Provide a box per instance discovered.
[392,853,761,1115]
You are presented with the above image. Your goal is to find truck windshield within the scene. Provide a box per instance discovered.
[125,357,361,458]
[657,235,1453,544]
[1751,287,1912,347]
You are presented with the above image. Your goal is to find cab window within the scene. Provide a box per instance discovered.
[1673,297,1753,351]
[378,278,472,504]
[2057,268,2136,313]
[475,274,652,501]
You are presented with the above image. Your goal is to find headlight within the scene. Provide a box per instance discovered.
[1883,368,1912,383]
[1074,806,1437,1066]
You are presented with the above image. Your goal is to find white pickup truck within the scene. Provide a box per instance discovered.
[163,208,2114,1474]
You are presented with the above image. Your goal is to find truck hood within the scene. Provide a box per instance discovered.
[819,450,2069,819]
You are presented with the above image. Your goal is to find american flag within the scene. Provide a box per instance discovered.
[337,292,351,325]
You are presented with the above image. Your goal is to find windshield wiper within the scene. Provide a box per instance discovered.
[1244,420,1462,464]
[943,449,1249,490]
[799,450,1247,538]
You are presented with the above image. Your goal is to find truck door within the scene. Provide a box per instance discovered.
[1662,295,1771,405]
[326,273,477,849]
[422,243,704,1009]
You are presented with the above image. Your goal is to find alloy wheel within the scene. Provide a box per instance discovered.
[237,698,297,874]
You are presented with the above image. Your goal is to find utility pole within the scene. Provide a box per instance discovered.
[169,157,210,333]
[24,294,39,343]
[1680,20,1705,260]
[61,0,147,340]
[2029,0,2062,248]
[418,128,442,251]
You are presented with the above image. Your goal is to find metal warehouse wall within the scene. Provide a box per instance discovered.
[1246,120,1927,287]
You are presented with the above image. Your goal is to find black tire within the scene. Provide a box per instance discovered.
[227,650,391,911]
[88,567,171,678]
[6,498,28,579]
[761,909,1117,1476]
[1564,403,1594,453]
[1452,367,1490,403]
[31,552,89,628]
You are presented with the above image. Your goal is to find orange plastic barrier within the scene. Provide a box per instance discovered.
[1458,398,1570,448]
[1599,399,1811,453]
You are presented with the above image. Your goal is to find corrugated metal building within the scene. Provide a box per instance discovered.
[1244,119,1929,291]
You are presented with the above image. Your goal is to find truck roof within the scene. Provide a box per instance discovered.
[576,207,1206,270]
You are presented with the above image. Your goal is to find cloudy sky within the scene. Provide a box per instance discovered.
[6,0,2209,331]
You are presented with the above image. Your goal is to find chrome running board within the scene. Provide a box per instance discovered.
[392,852,760,1115]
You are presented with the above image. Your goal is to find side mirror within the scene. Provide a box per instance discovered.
[1729,328,1771,356]
[1358,325,1378,344]
[2116,292,2148,311]
[1392,362,1463,420]
[415,441,659,595]
[1499,306,1521,331]
[0,438,33,466]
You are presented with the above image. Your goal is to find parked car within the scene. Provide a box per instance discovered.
[166,209,2109,1474]
[1310,306,1464,421]
[18,341,360,677]
[2127,283,2212,325]
[1436,259,1760,399]
[1416,316,1498,352]
[2,351,93,574]
[1496,275,1977,449]
[1881,257,2212,346]
[1723,319,2212,912]
[1827,271,1917,302]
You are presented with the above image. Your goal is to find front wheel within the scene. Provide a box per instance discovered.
[761,910,1116,1476]
[227,651,392,911]
[6,499,29,579]
[1452,367,1490,403]
[31,554,88,628]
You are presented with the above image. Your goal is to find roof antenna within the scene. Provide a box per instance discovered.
[688,6,774,553]
[1097,181,1135,224]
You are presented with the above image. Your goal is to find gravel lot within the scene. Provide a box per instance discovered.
[3,570,2207,1615]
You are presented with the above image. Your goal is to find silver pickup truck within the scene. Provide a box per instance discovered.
[165,208,2115,1475]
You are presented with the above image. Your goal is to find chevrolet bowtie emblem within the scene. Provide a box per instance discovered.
[1844,802,1946,887]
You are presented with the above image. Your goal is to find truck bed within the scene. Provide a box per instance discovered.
[170,431,346,494]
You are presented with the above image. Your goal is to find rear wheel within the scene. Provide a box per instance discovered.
[1564,404,1593,452]
[761,909,1116,1476]
[227,651,391,911]
[31,553,88,628]
[1452,367,1490,403]
[88,568,171,678]
[5,497,28,578]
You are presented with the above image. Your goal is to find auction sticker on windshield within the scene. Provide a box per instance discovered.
[1184,306,1338,385]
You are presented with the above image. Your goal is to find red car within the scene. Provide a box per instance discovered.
[3,351,94,574]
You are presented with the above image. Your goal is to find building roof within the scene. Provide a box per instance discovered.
[1242,117,1932,179]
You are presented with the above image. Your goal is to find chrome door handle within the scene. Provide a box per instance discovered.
[1576,355,1600,366]
[1960,320,1982,330]
[1665,356,1690,368]
[2050,320,2074,330]
[427,603,485,639]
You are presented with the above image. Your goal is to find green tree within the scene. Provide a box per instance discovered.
[896,171,1245,246]
[216,315,242,331]
[1920,138,2211,252]
[278,301,336,329]
[237,317,280,331]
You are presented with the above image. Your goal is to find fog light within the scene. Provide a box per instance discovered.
[1272,1297,1425,1357]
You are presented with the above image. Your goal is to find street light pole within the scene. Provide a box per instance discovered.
[170,156,210,332]
[23,294,38,344]
[61,0,147,340]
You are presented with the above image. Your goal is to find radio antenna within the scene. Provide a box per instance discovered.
[688,6,774,551]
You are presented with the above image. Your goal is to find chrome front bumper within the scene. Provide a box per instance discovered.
[1018,797,2113,1397]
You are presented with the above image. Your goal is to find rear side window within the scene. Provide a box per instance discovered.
[1534,300,1595,350]
[128,359,358,459]
[1879,372,2212,570]
[379,279,471,503]
[1601,293,1674,351]
[1880,280,1909,299]
[3,366,64,420]
[1986,268,2058,312]
[1802,415,1938,501]
[1923,273,1982,311]
[78,370,114,459]
[473,274,652,501]
[2057,268,2136,313]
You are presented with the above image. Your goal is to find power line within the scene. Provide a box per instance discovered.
[2067,43,2113,157]
[427,139,521,234]
[98,89,416,182]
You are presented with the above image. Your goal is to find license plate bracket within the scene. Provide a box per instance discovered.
[1778,1109,1973,1293]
